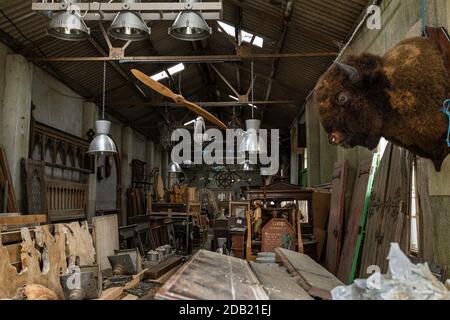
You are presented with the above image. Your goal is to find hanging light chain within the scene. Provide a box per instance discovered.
[251,60,254,119]
[102,60,106,120]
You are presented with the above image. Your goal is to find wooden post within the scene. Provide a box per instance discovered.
[245,210,255,261]
[297,210,304,254]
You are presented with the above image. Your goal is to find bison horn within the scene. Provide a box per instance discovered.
[335,62,361,84]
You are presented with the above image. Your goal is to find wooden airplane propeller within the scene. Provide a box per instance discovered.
[131,69,228,130]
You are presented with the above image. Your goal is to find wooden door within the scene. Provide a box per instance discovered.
[337,155,379,283]
[325,160,348,274]
[359,144,410,276]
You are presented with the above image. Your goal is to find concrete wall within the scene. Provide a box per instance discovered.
[302,0,450,269]
[32,68,84,137]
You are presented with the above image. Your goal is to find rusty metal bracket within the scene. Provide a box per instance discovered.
[98,22,132,60]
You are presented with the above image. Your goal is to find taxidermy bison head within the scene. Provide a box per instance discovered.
[314,37,450,171]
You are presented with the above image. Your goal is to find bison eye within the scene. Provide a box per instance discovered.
[337,92,351,105]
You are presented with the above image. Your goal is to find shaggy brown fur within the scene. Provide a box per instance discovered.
[314,37,450,171]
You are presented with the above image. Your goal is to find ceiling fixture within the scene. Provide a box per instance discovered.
[238,61,267,155]
[168,161,182,173]
[88,62,117,155]
[169,0,212,41]
[242,160,252,171]
[108,0,150,41]
[239,119,267,155]
[35,1,222,42]
[47,0,90,41]
[194,117,209,144]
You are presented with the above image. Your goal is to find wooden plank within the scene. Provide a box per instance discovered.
[0,215,47,227]
[92,215,119,271]
[156,250,268,300]
[96,287,124,300]
[62,221,96,267]
[375,146,409,272]
[0,145,19,213]
[416,158,435,262]
[337,155,379,284]
[144,256,183,279]
[6,243,21,265]
[250,262,313,300]
[122,294,139,300]
[359,144,393,277]
[276,247,343,300]
[150,265,182,285]
[325,160,348,275]
[124,269,148,290]
[0,225,67,299]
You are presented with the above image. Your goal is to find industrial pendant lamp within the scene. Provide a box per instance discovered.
[242,160,252,171]
[168,161,182,173]
[193,117,209,144]
[169,0,212,41]
[48,0,90,41]
[88,62,118,155]
[238,61,267,155]
[108,0,150,41]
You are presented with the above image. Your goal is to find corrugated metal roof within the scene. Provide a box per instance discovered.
[0,0,369,137]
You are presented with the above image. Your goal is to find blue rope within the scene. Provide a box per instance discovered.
[441,99,450,147]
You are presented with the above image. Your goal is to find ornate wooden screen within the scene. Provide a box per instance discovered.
[27,120,92,221]
[46,179,88,221]
[22,159,47,215]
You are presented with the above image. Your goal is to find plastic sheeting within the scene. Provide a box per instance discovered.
[331,243,450,300]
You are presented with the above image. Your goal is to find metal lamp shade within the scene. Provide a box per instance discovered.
[88,120,117,155]
[168,161,182,173]
[48,11,90,41]
[169,11,212,41]
[242,161,252,171]
[238,119,267,155]
[108,11,150,41]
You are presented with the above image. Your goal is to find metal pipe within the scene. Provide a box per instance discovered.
[28,52,338,63]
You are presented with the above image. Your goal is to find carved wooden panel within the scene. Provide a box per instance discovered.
[46,179,88,222]
[23,159,47,215]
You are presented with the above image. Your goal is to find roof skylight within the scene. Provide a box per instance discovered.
[217,21,264,48]
[151,63,186,81]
